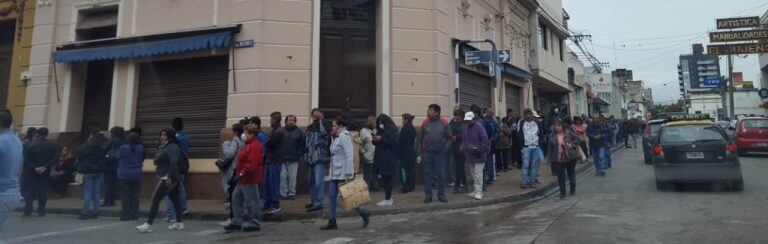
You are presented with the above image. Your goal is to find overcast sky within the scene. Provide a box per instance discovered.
[564,0,767,105]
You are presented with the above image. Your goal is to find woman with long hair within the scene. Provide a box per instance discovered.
[372,114,399,206]
[547,121,581,198]
[136,128,185,233]
[320,117,370,230]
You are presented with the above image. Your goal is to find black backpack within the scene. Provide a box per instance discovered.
[178,151,190,175]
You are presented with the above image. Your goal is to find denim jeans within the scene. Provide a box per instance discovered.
[606,147,613,169]
[81,173,102,215]
[521,147,543,186]
[595,147,609,173]
[421,152,446,199]
[0,190,21,231]
[263,163,282,209]
[484,154,496,183]
[327,180,367,220]
[308,163,325,208]
[163,179,188,220]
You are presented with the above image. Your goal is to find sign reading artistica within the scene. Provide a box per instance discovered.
[715,17,761,29]
[586,74,612,93]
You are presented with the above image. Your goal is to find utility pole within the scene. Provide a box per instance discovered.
[728,54,735,119]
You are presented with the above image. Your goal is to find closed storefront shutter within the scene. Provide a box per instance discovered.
[136,56,228,158]
[459,69,492,111]
[505,83,521,115]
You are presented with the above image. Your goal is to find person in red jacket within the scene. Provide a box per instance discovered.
[224,125,264,233]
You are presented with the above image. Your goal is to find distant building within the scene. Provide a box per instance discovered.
[678,44,722,116]
[760,10,768,88]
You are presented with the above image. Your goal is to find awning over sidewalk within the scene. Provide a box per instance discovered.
[53,25,240,63]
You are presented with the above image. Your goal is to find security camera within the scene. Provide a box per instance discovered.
[20,71,31,85]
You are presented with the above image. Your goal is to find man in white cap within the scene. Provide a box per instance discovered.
[515,108,544,189]
[461,111,489,200]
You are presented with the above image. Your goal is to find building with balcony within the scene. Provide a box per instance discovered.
[679,43,722,115]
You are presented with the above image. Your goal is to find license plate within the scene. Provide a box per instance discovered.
[757,142,768,147]
[686,152,704,159]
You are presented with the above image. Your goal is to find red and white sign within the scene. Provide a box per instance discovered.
[586,74,613,93]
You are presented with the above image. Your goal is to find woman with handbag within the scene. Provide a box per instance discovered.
[321,117,371,230]
[547,120,582,199]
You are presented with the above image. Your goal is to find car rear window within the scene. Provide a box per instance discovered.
[660,125,725,143]
[742,119,768,129]
[650,124,662,134]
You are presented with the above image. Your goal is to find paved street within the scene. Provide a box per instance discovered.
[2,147,768,244]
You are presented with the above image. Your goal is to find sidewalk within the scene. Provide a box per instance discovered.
[17,147,622,221]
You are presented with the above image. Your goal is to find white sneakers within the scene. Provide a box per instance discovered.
[218,219,232,227]
[468,192,483,200]
[136,222,184,233]
[376,199,394,207]
[136,223,153,233]
[168,222,185,230]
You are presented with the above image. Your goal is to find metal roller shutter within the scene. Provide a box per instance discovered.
[459,69,492,111]
[136,56,228,158]
[505,83,521,115]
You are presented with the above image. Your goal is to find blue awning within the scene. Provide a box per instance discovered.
[53,28,236,63]
[502,63,533,81]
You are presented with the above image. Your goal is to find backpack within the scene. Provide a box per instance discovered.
[178,151,190,175]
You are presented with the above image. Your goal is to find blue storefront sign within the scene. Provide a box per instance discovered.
[702,78,723,87]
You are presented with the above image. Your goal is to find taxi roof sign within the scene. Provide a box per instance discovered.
[665,114,712,123]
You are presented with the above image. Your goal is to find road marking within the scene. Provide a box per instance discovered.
[191,229,221,236]
[7,222,125,243]
[574,213,608,218]
[321,237,355,244]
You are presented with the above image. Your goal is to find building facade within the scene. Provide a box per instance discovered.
[760,10,768,89]
[678,43,721,115]
[25,0,566,198]
[530,0,569,117]
[0,0,35,130]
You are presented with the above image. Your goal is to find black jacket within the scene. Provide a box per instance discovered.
[265,125,286,164]
[373,127,399,176]
[397,124,417,161]
[282,125,305,162]
[154,142,181,183]
[23,138,58,174]
[102,138,125,172]
[76,143,107,174]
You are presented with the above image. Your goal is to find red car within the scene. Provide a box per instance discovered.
[734,117,768,156]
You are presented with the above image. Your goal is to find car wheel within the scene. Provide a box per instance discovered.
[731,178,744,192]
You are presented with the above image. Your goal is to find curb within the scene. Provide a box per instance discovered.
[18,148,623,221]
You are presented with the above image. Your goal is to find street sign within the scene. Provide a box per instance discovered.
[497,49,511,63]
[233,39,255,48]
[707,42,768,55]
[709,29,768,42]
[716,16,761,29]
[702,78,723,87]
[464,51,491,65]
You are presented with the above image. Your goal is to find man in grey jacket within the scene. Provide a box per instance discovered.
[418,104,452,203]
